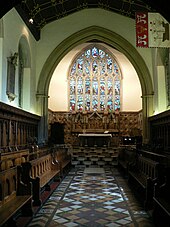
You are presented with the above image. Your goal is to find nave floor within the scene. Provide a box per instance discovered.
[26,167,155,227]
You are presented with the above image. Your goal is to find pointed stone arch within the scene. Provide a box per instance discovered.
[37,26,154,143]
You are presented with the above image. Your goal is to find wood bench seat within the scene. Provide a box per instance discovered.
[152,168,170,226]
[128,155,159,209]
[20,154,61,206]
[30,154,60,185]
[0,149,29,171]
[0,166,32,226]
[129,171,147,188]
[39,168,60,188]
[54,147,71,176]
[153,197,170,216]
[118,147,136,176]
[0,195,32,226]
[20,145,71,206]
[153,194,170,226]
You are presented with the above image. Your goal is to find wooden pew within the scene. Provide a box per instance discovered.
[21,153,61,206]
[19,145,71,206]
[28,144,51,161]
[0,148,29,171]
[53,145,71,177]
[152,167,170,226]
[30,153,60,189]
[0,166,32,226]
[128,155,159,209]
[118,147,136,176]
[139,149,167,166]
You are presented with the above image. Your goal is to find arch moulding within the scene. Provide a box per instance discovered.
[37,26,154,144]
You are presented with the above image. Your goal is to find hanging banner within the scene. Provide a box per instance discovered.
[148,13,170,48]
[136,12,149,47]
[136,12,170,48]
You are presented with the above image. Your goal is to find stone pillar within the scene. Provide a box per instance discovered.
[142,93,154,144]
[36,94,49,144]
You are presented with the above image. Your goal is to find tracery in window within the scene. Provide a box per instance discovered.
[69,45,122,112]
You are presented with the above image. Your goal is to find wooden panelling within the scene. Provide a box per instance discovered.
[0,102,40,148]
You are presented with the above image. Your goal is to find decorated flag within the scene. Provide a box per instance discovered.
[136,12,149,47]
[136,12,170,48]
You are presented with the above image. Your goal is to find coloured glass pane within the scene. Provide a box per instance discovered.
[100,95,105,111]
[71,62,76,76]
[85,94,90,111]
[92,95,98,110]
[77,77,83,94]
[92,77,98,95]
[100,60,106,75]
[114,63,119,74]
[107,95,113,111]
[100,77,105,95]
[85,77,91,94]
[77,95,83,111]
[70,95,76,111]
[85,49,91,58]
[107,57,112,74]
[77,57,83,74]
[99,49,105,58]
[92,47,98,58]
[84,60,90,75]
[114,95,120,110]
[115,78,120,95]
[107,77,113,95]
[70,77,76,95]
[92,60,98,74]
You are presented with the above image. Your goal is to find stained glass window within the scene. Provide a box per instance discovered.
[69,45,122,112]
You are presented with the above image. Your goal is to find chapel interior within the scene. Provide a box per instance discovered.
[0,0,170,226]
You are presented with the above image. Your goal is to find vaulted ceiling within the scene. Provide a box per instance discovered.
[0,0,169,41]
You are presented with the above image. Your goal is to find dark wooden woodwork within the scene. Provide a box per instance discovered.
[52,144,71,177]
[48,110,142,147]
[0,166,32,226]
[118,147,136,176]
[20,145,71,206]
[128,155,159,210]
[0,101,40,148]
[50,122,64,144]
[149,109,170,153]
[152,167,170,226]
[0,149,29,171]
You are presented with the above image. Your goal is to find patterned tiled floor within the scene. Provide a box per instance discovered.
[27,167,155,227]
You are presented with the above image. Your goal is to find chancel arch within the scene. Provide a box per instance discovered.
[37,26,154,144]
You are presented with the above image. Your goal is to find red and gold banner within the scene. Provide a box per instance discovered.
[136,12,148,47]
[136,12,170,48]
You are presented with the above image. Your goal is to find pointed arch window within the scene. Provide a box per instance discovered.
[69,45,122,112]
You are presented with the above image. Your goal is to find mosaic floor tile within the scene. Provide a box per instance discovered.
[27,167,155,227]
